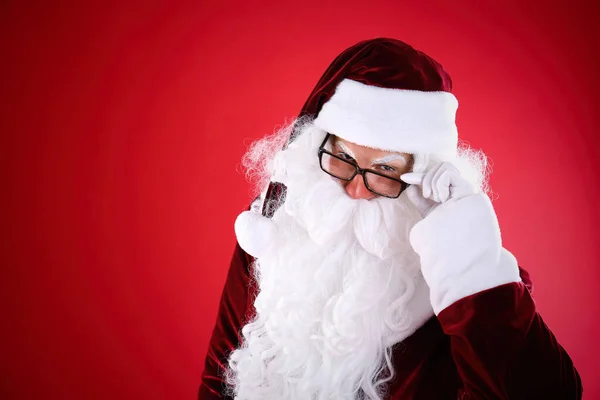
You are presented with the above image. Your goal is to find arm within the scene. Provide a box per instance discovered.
[199,243,256,399]
[409,192,582,399]
[438,279,582,399]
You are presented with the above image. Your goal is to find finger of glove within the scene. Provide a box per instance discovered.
[435,170,455,203]
[439,162,475,200]
[433,162,463,202]
[429,163,451,202]
[400,172,425,185]
[422,163,443,199]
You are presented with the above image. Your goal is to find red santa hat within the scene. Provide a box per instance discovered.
[298,37,458,158]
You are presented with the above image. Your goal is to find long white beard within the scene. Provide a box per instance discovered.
[227,122,433,400]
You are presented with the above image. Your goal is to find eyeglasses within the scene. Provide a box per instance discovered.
[317,134,408,198]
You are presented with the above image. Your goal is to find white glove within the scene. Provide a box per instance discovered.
[401,161,476,217]
[400,162,521,314]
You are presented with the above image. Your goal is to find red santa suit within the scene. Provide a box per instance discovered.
[199,38,582,399]
[200,246,581,399]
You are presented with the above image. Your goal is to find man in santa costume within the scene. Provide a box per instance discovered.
[199,38,582,399]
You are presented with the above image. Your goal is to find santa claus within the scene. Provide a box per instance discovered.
[199,38,581,399]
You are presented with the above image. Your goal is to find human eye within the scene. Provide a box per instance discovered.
[337,152,355,162]
[378,165,396,173]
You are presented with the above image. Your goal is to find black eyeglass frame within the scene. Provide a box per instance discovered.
[317,133,408,199]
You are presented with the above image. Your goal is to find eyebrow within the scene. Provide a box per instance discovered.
[335,141,356,159]
[371,154,408,165]
[335,139,408,166]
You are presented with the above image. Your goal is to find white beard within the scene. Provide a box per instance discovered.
[227,121,434,400]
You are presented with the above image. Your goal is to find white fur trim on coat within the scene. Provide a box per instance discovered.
[313,79,459,158]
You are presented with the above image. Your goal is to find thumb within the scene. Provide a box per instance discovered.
[403,185,437,218]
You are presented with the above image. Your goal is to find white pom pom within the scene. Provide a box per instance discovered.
[234,211,277,258]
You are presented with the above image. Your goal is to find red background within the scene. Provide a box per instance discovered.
[1,1,599,399]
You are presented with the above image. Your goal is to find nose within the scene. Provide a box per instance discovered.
[345,174,377,200]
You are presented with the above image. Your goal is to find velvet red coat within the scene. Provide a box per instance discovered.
[199,244,582,399]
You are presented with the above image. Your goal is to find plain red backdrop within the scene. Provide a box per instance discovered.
[1,1,599,399]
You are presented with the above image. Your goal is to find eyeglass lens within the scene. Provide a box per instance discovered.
[319,152,404,197]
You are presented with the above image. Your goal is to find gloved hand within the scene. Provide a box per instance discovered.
[400,162,521,314]
[401,161,477,217]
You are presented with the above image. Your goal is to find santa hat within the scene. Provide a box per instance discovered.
[260,38,458,218]
[301,38,458,157]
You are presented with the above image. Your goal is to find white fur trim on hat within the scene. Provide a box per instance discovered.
[313,79,459,157]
